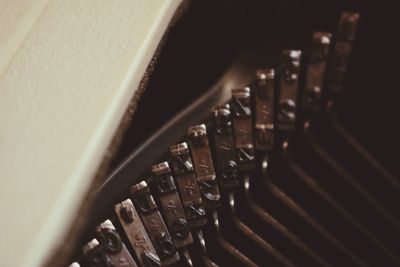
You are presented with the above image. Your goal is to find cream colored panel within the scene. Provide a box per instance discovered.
[0,0,50,75]
[0,0,181,266]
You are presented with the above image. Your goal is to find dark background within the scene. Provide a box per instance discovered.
[110,0,399,177]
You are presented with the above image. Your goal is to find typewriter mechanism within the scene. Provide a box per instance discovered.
[36,1,400,267]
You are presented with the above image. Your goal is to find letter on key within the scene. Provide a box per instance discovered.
[151,162,193,248]
[302,32,332,114]
[277,50,301,131]
[170,142,207,227]
[325,12,359,99]
[130,181,180,266]
[89,220,138,267]
[231,87,255,170]
[115,199,161,266]
[83,239,111,267]
[211,104,239,188]
[188,124,221,208]
[254,69,275,151]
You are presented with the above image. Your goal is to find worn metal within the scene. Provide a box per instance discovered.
[130,181,180,266]
[211,104,239,188]
[303,32,331,112]
[115,199,160,266]
[188,124,221,208]
[277,50,301,131]
[89,220,138,267]
[169,142,207,228]
[151,161,193,248]
[254,69,275,151]
[325,12,360,98]
[231,87,255,170]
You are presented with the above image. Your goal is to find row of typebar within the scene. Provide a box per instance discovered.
[69,11,359,267]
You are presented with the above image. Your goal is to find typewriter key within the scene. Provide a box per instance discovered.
[277,50,302,131]
[94,220,138,267]
[115,199,161,266]
[188,125,221,208]
[231,87,256,170]
[151,162,193,248]
[170,142,207,228]
[254,69,275,151]
[302,32,331,113]
[325,12,360,100]
[83,239,110,267]
[130,181,180,266]
[211,104,239,188]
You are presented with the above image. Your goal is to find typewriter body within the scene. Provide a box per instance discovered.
[1,1,399,267]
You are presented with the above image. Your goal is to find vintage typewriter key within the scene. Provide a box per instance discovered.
[94,220,138,267]
[188,124,221,208]
[169,142,207,228]
[211,104,239,188]
[302,32,332,113]
[83,239,110,267]
[325,12,360,101]
[277,50,302,131]
[151,162,194,248]
[115,199,161,266]
[230,87,255,170]
[254,69,275,151]
[130,181,180,266]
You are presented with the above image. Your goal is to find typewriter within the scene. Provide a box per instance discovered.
[1,1,399,267]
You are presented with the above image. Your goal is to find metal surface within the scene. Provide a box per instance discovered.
[302,32,331,113]
[90,221,139,267]
[115,199,160,266]
[211,104,239,189]
[169,142,207,228]
[188,125,221,209]
[253,69,275,151]
[151,162,193,248]
[277,50,301,131]
[324,12,360,103]
[130,181,180,266]
[231,87,256,171]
